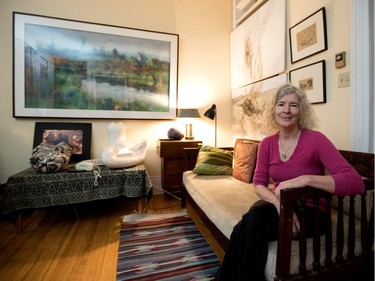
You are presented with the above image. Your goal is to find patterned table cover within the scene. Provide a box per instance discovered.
[2,164,152,214]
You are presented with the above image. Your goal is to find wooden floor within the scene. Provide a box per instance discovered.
[0,194,224,281]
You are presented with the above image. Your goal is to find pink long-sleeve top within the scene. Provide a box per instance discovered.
[253,129,365,196]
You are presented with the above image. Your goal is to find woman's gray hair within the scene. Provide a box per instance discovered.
[265,84,318,132]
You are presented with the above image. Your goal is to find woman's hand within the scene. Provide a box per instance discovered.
[292,212,300,238]
[270,197,299,237]
[274,176,308,199]
[255,185,300,237]
[274,178,303,238]
[275,174,336,198]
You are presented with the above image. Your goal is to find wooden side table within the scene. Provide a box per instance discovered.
[156,139,202,194]
[3,164,152,232]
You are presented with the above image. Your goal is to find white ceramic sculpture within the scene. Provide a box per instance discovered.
[101,122,147,168]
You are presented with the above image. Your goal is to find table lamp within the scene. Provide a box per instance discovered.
[177,108,201,140]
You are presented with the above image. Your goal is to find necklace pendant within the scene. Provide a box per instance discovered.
[282,153,287,159]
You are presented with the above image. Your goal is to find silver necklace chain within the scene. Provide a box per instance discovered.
[279,131,301,160]
[280,139,293,159]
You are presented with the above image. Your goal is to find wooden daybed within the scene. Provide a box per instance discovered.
[181,145,374,281]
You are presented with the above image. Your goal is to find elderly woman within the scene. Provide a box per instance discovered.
[215,84,364,281]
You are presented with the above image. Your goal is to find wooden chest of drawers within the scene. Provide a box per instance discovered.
[156,139,202,193]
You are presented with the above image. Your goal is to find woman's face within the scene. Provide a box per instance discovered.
[274,93,301,129]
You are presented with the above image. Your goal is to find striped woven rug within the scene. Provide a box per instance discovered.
[116,211,220,281]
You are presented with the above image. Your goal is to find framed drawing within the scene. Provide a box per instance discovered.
[33,122,92,161]
[289,60,326,104]
[230,0,286,89]
[232,0,268,28]
[232,74,288,140]
[13,12,179,119]
[289,7,327,63]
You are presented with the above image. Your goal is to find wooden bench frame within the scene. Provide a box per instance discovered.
[181,147,374,281]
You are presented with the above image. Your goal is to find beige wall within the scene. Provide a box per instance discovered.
[288,0,352,148]
[0,0,233,183]
[0,0,353,184]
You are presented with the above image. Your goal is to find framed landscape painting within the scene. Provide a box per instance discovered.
[13,12,179,119]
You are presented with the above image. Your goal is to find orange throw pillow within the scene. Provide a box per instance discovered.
[232,139,258,183]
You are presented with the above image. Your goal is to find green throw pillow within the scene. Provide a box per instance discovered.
[193,145,233,175]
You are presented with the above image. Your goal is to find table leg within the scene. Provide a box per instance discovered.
[16,213,23,233]
[137,197,147,212]
[71,205,80,222]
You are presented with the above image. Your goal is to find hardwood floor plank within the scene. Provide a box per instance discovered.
[6,212,74,280]
[0,194,223,280]
[45,227,85,280]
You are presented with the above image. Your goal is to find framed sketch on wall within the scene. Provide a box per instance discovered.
[232,74,288,140]
[289,8,327,63]
[232,0,268,28]
[13,12,178,120]
[289,60,326,104]
[230,0,286,90]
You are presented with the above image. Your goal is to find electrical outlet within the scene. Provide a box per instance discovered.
[338,72,350,88]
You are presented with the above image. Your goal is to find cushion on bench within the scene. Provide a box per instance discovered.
[183,171,259,238]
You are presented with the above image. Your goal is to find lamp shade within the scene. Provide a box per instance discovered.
[177,108,201,118]
[204,104,216,120]
[177,108,200,140]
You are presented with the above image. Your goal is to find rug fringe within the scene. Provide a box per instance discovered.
[131,208,188,215]
[121,209,188,221]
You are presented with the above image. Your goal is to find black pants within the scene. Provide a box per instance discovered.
[215,200,326,281]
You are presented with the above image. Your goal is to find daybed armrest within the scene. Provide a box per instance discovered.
[276,187,331,280]
[275,150,374,281]
[275,180,374,281]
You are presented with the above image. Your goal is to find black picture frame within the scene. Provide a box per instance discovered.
[33,122,92,162]
[289,7,327,64]
[289,60,326,104]
[13,12,178,119]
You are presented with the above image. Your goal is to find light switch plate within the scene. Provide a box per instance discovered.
[338,72,350,88]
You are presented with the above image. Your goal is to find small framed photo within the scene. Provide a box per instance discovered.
[289,7,327,63]
[289,60,326,104]
[33,122,92,162]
